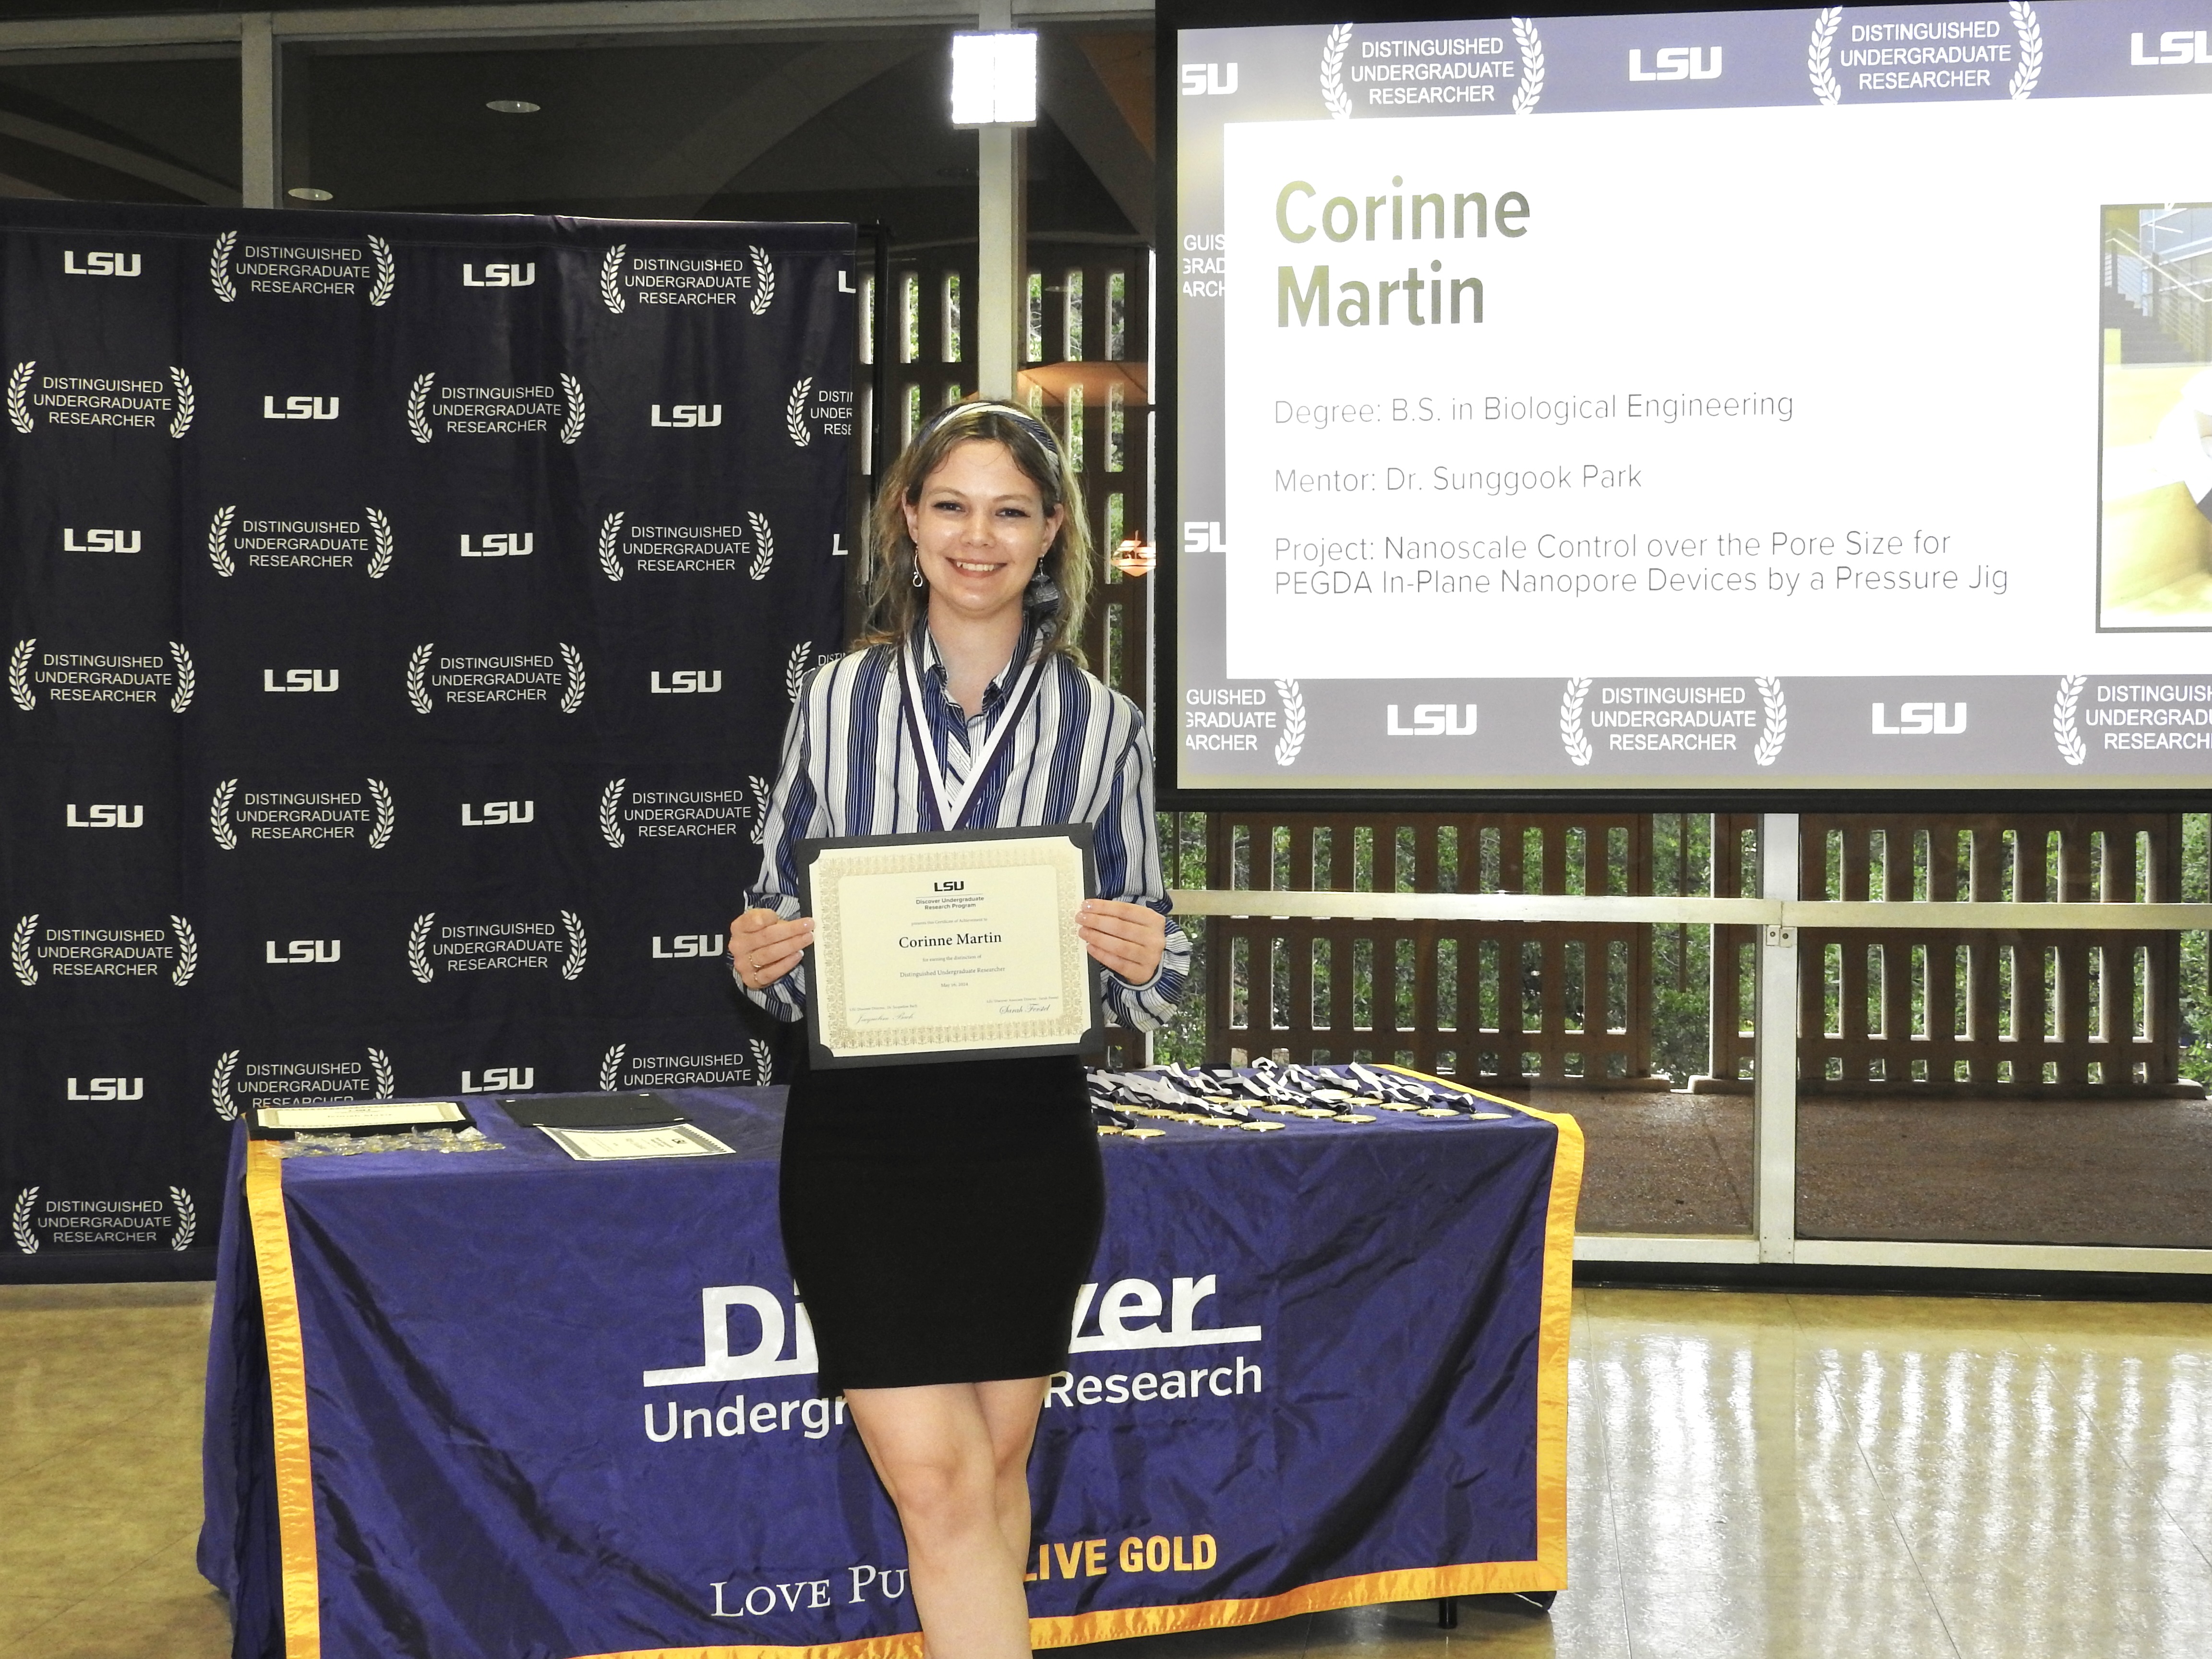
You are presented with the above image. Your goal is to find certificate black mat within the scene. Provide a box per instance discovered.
[499,1092,686,1130]
[795,823,1105,1070]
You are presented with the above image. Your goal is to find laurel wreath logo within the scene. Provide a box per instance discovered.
[2053,673,2087,765]
[785,641,811,706]
[1320,23,1353,119]
[748,246,776,315]
[7,360,33,433]
[11,1189,36,1254]
[8,637,34,711]
[600,244,627,313]
[408,913,435,983]
[560,910,588,980]
[600,778,626,848]
[1755,677,1788,767]
[168,642,194,713]
[785,376,813,447]
[209,778,239,850]
[365,507,393,579]
[210,1050,239,1119]
[2009,1,2043,99]
[11,914,37,986]
[1274,679,1307,767]
[169,1187,197,1250]
[407,370,435,443]
[367,778,396,848]
[1512,18,1546,114]
[168,367,194,438]
[597,510,625,582]
[751,1038,773,1085]
[406,642,433,714]
[370,1047,396,1098]
[1809,7,1843,105]
[748,774,771,845]
[169,914,197,986]
[601,1044,626,1091]
[366,235,396,305]
[748,511,776,580]
[559,643,587,713]
[559,373,586,444]
[1560,678,1594,766]
[206,505,237,577]
[209,230,237,301]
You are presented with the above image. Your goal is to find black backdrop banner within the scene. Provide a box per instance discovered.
[0,201,852,1277]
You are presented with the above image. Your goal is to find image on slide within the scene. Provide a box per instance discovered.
[2101,204,2212,631]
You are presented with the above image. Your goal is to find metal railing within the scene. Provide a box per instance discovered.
[1172,809,2212,1278]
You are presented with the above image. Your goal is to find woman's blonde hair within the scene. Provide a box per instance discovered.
[857,398,1091,664]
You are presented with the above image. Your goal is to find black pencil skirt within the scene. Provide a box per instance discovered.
[777,1048,1105,1395]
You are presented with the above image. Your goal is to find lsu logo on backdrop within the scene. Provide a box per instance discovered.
[2132,31,2212,65]
[263,668,339,693]
[1180,61,1238,94]
[65,804,143,829]
[462,261,536,287]
[1183,521,1228,553]
[460,532,532,558]
[651,669,723,694]
[264,939,341,965]
[262,395,340,421]
[460,1065,533,1094]
[67,1077,143,1101]
[1386,702,1477,736]
[63,250,140,277]
[1871,701,1966,736]
[652,933,721,958]
[1628,45,1721,80]
[651,402,723,428]
[460,798,534,826]
[62,528,139,553]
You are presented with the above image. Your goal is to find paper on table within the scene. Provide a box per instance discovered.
[540,1123,733,1161]
[258,1102,467,1130]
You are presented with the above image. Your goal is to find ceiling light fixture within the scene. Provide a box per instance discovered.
[486,99,541,114]
[286,186,333,201]
[949,33,1036,126]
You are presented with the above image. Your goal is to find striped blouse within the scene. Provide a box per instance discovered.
[741,621,1190,1031]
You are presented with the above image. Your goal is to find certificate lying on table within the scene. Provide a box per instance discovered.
[797,824,1103,1068]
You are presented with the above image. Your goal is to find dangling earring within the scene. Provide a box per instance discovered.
[911,559,926,589]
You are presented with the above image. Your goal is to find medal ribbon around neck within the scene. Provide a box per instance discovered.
[899,630,1047,831]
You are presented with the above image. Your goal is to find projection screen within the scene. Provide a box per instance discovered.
[1170,1,2212,793]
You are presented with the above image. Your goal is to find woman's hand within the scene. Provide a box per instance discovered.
[1076,899,1166,987]
[730,908,814,991]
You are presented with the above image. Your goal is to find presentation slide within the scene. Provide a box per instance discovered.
[1173,2,2212,792]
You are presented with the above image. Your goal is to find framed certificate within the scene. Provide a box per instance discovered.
[796,824,1104,1069]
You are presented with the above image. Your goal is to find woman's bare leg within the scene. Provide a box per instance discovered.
[845,1377,1050,1659]
[974,1376,1051,1571]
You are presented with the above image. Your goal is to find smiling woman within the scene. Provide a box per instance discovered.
[726,397,1185,1659]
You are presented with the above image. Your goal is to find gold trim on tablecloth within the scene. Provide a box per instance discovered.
[245,1138,323,1659]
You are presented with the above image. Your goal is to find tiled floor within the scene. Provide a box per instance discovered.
[3,1283,2209,1657]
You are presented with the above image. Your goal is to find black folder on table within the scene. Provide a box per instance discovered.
[497,1092,687,1130]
